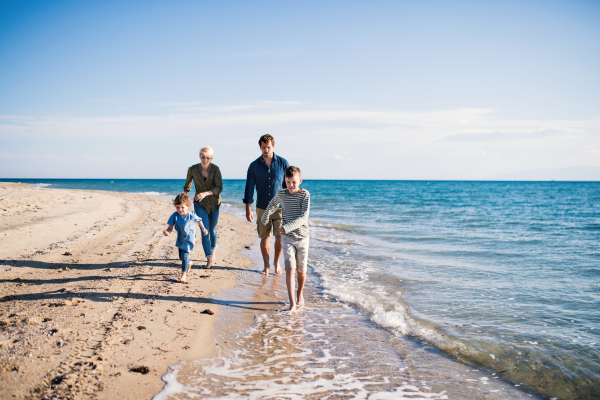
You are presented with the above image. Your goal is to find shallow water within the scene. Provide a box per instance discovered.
[154,243,540,399]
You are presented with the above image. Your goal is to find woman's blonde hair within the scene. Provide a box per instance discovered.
[199,145,214,158]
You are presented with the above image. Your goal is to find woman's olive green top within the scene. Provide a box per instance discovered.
[183,163,222,213]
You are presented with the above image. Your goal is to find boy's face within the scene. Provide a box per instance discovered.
[285,173,302,194]
[175,204,189,215]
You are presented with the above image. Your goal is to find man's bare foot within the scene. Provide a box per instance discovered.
[288,303,297,311]
[180,273,188,283]
[274,264,282,275]
[204,256,213,269]
[261,266,270,275]
[297,295,305,307]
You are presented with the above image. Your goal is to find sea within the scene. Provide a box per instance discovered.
[5,179,599,399]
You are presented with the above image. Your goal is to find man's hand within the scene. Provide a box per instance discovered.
[279,227,286,234]
[245,204,254,223]
[194,193,203,202]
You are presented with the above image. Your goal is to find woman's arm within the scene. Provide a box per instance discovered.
[183,167,194,194]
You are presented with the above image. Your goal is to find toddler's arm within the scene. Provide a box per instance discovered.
[163,225,174,236]
[198,221,208,236]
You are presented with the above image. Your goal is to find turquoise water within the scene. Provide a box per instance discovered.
[6,179,600,399]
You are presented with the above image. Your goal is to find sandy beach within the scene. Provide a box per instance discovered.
[0,182,256,399]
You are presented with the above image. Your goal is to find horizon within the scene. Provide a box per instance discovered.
[1,1,599,180]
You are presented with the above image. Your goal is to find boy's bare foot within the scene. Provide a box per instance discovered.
[288,303,297,311]
[274,264,282,275]
[204,256,213,269]
[261,266,270,275]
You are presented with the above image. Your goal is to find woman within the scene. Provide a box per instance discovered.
[183,145,222,269]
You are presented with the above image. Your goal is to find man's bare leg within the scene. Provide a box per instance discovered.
[204,256,213,269]
[260,237,271,275]
[297,271,306,307]
[286,269,297,311]
[273,235,283,274]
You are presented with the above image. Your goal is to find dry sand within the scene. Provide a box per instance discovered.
[0,182,256,399]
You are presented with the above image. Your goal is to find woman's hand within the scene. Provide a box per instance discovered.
[195,191,212,202]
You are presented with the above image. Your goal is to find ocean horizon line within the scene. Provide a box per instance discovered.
[2,178,600,183]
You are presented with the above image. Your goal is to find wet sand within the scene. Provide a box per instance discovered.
[0,182,256,399]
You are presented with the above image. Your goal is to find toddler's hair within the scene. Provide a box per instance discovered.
[173,193,191,207]
[259,134,275,147]
[285,166,301,178]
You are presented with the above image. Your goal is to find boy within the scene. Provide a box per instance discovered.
[261,166,310,311]
[163,193,208,283]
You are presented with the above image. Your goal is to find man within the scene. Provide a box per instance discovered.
[243,134,289,275]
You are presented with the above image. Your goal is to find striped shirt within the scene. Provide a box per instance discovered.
[261,188,310,239]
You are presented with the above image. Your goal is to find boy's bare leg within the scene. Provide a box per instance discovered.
[260,237,271,275]
[286,269,297,311]
[296,271,306,307]
[273,235,283,274]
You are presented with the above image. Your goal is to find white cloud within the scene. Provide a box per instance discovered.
[1,102,599,179]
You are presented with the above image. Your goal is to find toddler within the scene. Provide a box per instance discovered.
[163,193,208,283]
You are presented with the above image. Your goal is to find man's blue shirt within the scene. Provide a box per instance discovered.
[243,153,289,209]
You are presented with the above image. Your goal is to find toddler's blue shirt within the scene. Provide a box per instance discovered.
[167,212,202,252]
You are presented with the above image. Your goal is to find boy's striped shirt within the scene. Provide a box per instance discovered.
[261,188,310,239]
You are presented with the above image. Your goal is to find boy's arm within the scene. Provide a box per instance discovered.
[163,225,174,236]
[260,191,282,225]
[281,191,310,233]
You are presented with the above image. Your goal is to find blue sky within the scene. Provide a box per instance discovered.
[1,0,599,179]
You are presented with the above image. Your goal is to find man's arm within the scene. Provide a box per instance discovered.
[261,191,283,225]
[281,191,310,233]
[243,164,256,222]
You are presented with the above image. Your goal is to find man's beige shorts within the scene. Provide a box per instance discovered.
[256,207,283,239]
[282,235,309,273]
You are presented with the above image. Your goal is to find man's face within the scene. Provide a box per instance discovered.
[285,173,302,194]
[260,141,274,159]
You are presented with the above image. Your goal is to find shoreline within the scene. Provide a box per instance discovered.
[0,182,256,399]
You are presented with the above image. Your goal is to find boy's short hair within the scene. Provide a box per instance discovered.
[258,134,275,147]
[173,193,191,207]
[285,166,301,178]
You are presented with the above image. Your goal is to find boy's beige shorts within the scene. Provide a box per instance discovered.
[256,207,282,239]
[282,235,310,273]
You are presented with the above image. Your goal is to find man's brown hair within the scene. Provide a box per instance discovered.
[258,134,275,147]
[285,166,301,178]
[173,193,191,207]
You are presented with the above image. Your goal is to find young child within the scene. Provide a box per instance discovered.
[261,166,310,311]
[163,193,208,283]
